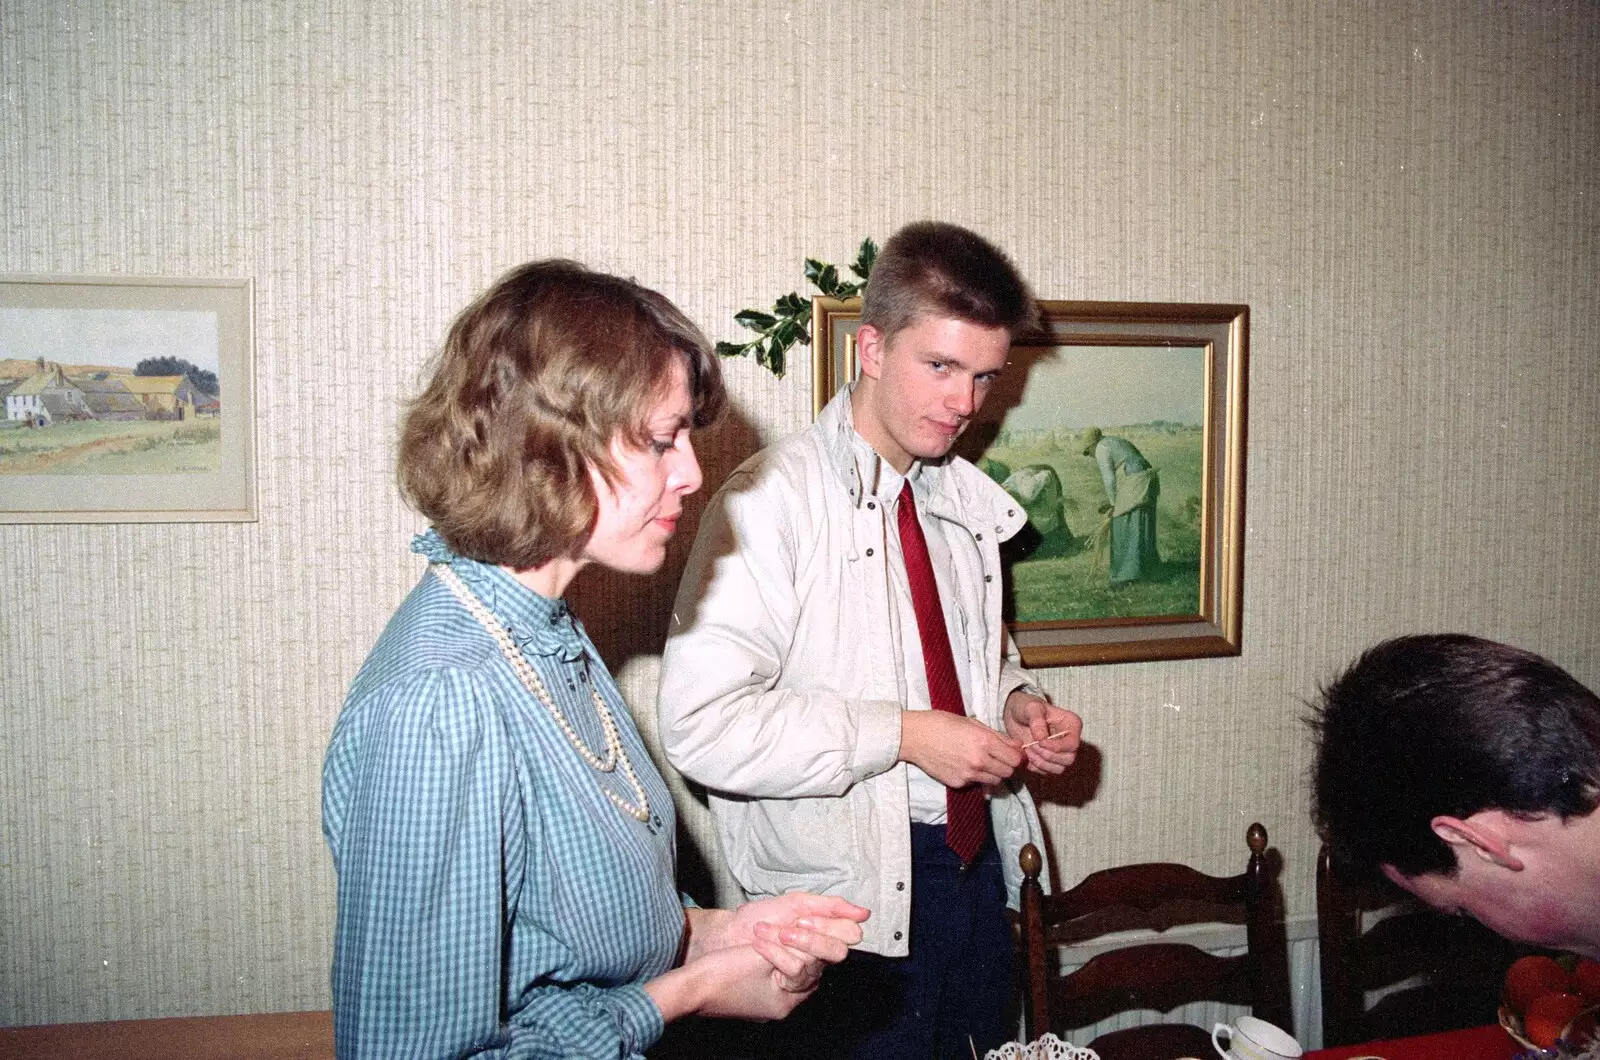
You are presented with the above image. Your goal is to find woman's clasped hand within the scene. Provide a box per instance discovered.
[655,896,871,1021]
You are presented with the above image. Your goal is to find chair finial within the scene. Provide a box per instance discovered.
[1247,822,1268,854]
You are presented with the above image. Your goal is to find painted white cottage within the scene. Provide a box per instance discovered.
[5,366,91,424]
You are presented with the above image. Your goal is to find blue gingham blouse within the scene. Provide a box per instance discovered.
[322,532,683,1058]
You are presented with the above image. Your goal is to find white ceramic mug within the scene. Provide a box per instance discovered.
[1211,1015,1303,1060]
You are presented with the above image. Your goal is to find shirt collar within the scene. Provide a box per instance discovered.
[818,383,952,514]
[847,424,944,511]
[412,530,587,661]
[847,428,904,501]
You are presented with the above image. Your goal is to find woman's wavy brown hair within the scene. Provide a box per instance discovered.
[398,260,724,569]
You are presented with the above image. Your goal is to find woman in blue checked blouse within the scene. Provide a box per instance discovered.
[322,261,869,1059]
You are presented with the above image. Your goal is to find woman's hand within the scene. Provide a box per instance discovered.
[646,941,824,1023]
[655,895,868,1024]
[710,893,869,960]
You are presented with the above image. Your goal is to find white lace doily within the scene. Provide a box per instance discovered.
[984,1034,1099,1060]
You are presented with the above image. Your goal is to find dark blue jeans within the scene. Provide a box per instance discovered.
[763,823,1016,1059]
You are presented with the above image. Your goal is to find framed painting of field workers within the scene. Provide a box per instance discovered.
[813,297,1247,667]
[0,276,256,522]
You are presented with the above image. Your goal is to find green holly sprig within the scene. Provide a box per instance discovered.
[715,238,877,378]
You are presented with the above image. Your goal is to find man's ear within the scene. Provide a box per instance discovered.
[855,324,885,381]
[1431,812,1525,871]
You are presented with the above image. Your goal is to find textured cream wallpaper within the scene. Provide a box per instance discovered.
[2,0,1597,1029]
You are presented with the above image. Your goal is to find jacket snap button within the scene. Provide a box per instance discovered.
[896,881,905,891]
[867,501,876,510]
[1007,509,1015,517]
[984,575,993,583]
[975,533,983,541]
[866,547,874,557]
[893,930,903,941]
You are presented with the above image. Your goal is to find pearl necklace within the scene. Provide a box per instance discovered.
[431,563,651,823]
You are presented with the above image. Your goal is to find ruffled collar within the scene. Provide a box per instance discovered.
[412,530,587,662]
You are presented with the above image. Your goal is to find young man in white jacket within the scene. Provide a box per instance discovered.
[658,222,1083,1058]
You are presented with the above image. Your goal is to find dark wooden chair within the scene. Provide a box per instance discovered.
[1017,832,1292,1060]
[1316,842,1518,1048]
[1017,823,1291,1060]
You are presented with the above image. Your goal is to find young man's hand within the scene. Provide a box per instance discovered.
[898,710,1024,788]
[1003,691,1082,774]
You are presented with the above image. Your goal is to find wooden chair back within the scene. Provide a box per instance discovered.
[1018,823,1291,1060]
[1316,842,1517,1047]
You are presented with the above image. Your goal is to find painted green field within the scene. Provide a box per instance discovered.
[983,425,1203,623]
[0,419,221,475]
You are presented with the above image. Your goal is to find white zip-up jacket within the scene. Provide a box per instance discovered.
[657,387,1049,956]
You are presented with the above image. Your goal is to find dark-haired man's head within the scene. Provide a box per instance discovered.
[1310,634,1600,957]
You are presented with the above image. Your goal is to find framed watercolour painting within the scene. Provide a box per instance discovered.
[813,297,1247,667]
[0,276,256,522]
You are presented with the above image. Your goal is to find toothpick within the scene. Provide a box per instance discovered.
[1021,728,1063,749]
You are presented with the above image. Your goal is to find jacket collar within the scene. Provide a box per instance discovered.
[817,384,871,507]
[815,385,1028,541]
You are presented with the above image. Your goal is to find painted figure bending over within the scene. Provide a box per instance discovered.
[1080,426,1160,584]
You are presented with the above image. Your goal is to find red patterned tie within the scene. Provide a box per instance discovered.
[896,480,987,864]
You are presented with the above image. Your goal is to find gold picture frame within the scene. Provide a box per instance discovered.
[0,275,257,523]
[813,296,1247,668]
